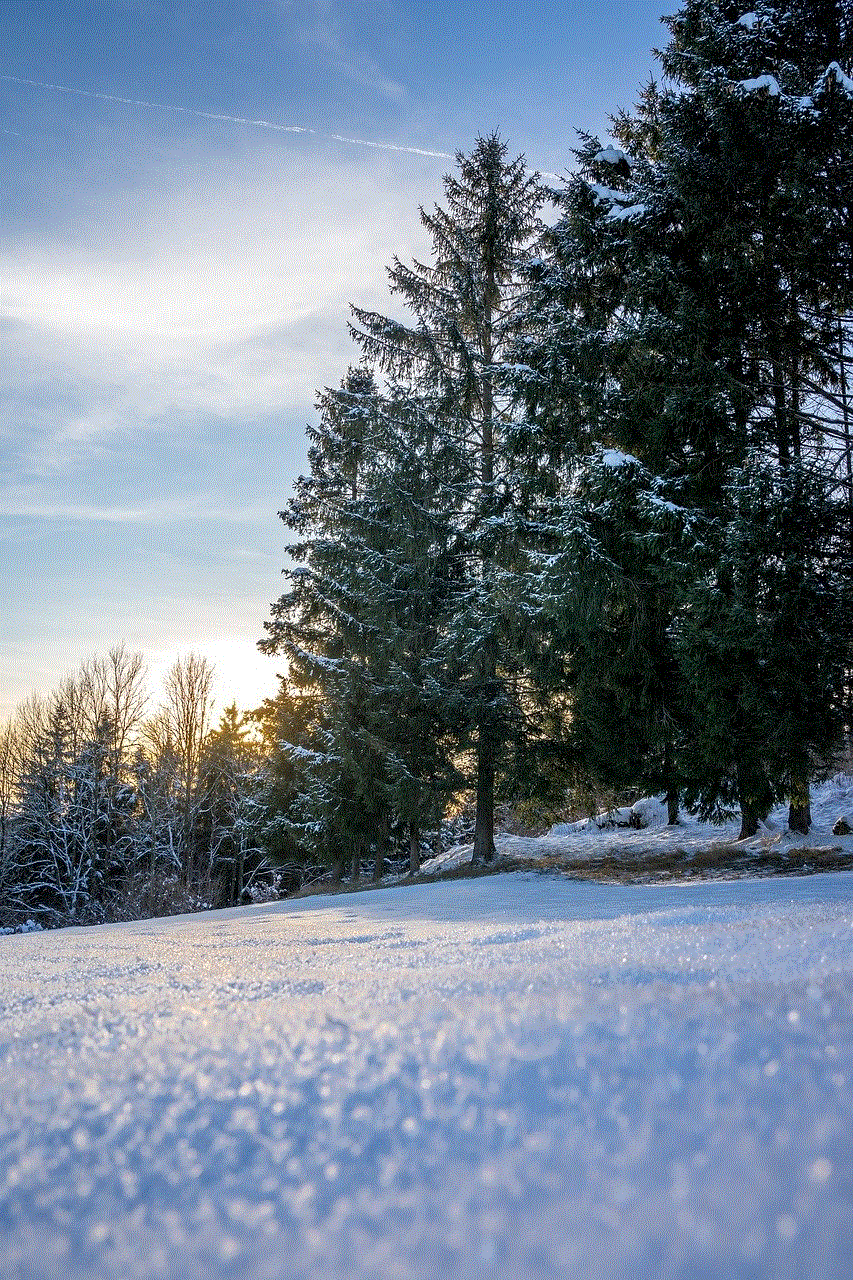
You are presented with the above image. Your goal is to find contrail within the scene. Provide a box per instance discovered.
[1,73,454,160]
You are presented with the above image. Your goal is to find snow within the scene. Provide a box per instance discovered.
[429,776,853,873]
[0,918,44,936]
[2,865,851,1279]
[593,147,631,167]
[598,448,640,469]
[822,62,853,96]
[645,494,682,513]
[586,182,629,206]
[738,75,782,96]
[732,62,852,108]
[737,13,758,30]
[606,203,646,222]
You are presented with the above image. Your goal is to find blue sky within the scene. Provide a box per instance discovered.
[1,0,668,718]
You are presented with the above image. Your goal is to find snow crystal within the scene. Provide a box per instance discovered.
[1,870,851,1279]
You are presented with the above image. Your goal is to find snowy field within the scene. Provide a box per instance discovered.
[1,872,851,1280]
[424,774,853,873]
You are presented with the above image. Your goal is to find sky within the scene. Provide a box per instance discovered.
[1,0,669,721]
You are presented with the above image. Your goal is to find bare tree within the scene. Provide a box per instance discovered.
[0,718,19,892]
[159,653,215,884]
[80,644,148,781]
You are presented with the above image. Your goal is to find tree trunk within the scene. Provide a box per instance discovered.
[472,722,496,864]
[737,761,766,840]
[663,740,679,825]
[409,821,420,876]
[738,799,761,841]
[472,255,497,870]
[149,809,156,903]
[761,205,792,472]
[839,318,853,560]
[350,839,361,884]
[788,775,811,835]
[788,799,811,835]
[235,838,244,905]
[373,813,388,884]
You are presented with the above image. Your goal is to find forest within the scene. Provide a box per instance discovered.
[2,0,852,928]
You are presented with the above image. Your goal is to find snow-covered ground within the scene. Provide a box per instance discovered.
[424,774,853,874]
[1,875,851,1280]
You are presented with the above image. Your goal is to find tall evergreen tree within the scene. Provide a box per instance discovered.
[261,366,387,879]
[247,683,321,877]
[511,0,853,830]
[350,135,543,862]
[262,371,460,878]
[655,0,853,828]
[197,704,262,904]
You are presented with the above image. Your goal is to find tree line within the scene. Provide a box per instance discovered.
[0,648,276,926]
[259,0,853,870]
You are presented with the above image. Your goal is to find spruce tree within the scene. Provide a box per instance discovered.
[512,0,853,831]
[350,135,543,863]
[262,372,459,878]
[262,367,388,878]
[655,0,853,827]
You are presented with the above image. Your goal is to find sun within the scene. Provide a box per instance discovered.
[146,637,283,719]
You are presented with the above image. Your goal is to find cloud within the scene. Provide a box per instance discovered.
[0,103,446,718]
[275,0,407,104]
[0,495,270,525]
[1,137,440,476]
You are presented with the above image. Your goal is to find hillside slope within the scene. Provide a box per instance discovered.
[2,872,851,1279]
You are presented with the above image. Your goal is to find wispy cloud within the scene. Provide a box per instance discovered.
[0,496,270,525]
[0,73,452,159]
[282,0,407,104]
[0,46,445,718]
[2,138,438,478]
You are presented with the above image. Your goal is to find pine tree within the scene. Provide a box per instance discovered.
[247,682,324,883]
[198,704,262,904]
[654,0,853,827]
[343,390,463,874]
[11,694,102,922]
[512,0,853,830]
[349,135,543,862]
[263,366,387,879]
[262,371,460,878]
[507,116,730,818]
